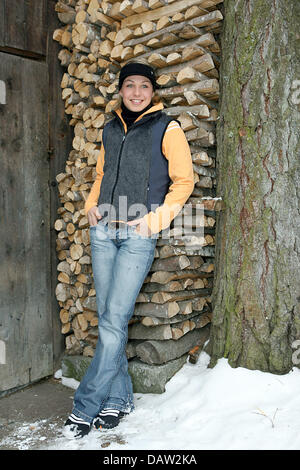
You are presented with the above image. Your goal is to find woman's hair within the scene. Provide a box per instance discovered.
[110,58,161,111]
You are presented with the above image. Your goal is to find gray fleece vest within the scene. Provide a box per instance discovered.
[97,109,175,222]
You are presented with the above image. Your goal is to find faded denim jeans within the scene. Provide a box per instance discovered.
[72,220,157,423]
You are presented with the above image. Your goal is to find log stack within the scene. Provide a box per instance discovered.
[53,0,224,391]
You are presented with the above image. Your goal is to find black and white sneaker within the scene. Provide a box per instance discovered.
[93,408,127,430]
[63,413,91,439]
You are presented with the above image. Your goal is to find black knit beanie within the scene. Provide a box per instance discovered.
[118,62,157,90]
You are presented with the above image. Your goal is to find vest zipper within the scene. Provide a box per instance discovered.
[109,110,161,210]
[110,116,142,206]
[110,133,126,206]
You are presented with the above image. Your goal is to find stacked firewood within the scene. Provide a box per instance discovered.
[53,0,224,368]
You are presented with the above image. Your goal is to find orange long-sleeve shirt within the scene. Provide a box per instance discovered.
[84,103,194,233]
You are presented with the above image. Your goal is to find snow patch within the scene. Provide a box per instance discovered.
[3,353,300,450]
[45,352,300,450]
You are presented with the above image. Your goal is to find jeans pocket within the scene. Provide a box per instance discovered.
[90,219,106,230]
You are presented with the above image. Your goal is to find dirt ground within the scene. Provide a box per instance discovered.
[0,377,74,450]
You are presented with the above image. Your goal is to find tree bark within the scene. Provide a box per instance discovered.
[208,0,300,373]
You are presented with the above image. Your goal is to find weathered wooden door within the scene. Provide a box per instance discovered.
[0,0,72,394]
[0,52,53,392]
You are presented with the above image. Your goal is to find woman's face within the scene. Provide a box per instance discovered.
[119,75,154,112]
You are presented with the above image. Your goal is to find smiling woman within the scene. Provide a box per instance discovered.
[119,75,154,112]
[111,58,162,112]
[63,60,195,439]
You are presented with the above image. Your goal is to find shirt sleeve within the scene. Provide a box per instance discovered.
[84,144,105,215]
[143,121,194,233]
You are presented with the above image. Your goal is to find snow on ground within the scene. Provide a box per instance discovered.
[48,352,300,450]
[2,352,300,450]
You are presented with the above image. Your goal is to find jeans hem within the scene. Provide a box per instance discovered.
[103,401,134,414]
[71,407,94,424]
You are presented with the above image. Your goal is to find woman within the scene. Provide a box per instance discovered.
[63,60,194,439]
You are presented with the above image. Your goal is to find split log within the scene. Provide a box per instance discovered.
[149,288,210,304]
[177,66,209,84]
[134,301,180,318]
[121,1,222,28]
[150,269,209,285]
[135,324,210,364]
[157,79,219,100]
[149,255,191,272]
[132,0,149,14]
[128,322,173,340]
[137,286,211,303]
[140,307,210,326]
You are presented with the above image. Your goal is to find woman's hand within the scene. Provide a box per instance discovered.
[127,217,152,237]
[88,206,102,226]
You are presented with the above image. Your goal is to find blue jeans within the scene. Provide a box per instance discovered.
[72,220,157,423]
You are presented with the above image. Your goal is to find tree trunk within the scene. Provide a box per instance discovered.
[208,0,300,373]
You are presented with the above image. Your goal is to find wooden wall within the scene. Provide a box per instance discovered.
[0,0,73,394]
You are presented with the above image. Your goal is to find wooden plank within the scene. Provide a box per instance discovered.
[0,53,30,392]
[0,1,4,47]
[0,52,53,392]
[1,0,48,56]
[121,0,214,27]
[22,57,53,383]
[47,0,73,366]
